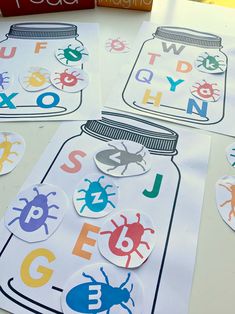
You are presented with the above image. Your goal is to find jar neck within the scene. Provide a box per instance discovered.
[82,111,178,156]
[154,26,222,49]
[7,23,77,40]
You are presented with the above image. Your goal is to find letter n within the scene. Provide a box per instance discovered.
[187,98,208,118]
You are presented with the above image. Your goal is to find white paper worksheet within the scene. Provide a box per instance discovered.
[0,21,101,121]
[0,109,210,314]
[107,21,235,137]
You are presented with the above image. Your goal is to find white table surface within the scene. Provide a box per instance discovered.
[0,0,235,313]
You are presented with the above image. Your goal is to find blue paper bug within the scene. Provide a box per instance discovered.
[66,267,135,314]
[76,176,116,213]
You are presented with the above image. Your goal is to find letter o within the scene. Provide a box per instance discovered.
[37,92,60,109]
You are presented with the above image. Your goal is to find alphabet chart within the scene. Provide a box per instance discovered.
[0,109,210,314]
[107,22,235,136]
[0,22,101,121]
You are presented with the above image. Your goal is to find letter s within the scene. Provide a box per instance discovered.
[60,150,86,173]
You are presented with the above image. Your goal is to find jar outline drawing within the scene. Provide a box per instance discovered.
[0,22,86,119]
[122,26,228,126]
[0,111,181,314]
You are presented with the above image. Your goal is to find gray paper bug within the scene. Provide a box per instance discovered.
[94,140,152,177]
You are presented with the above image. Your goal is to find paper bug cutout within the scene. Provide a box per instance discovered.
[105,37,130,53]
[19,67,51,92]
[73,174,118,218]
[195,52,227,73]
[190,80,221,102]
[61,264,143,314]
[51,68,88,93]
[0,70,11,91]
[98,211,156,268]
[56,44,89,66]
[5,184,67,242]
[0,132,25,175]
[94,140,151,177]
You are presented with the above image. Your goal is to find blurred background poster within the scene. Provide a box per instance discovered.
[189,0,235,8]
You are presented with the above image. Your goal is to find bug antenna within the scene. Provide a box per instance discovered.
[33,187,40,196]
[84,178,92,184]
[129,283,133,293]
[98,175,105,183]
[129,296,135,307]
[46,192,56,198]
[119,273,131,289]
[136,213,140,223]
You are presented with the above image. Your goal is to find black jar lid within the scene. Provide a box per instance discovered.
[83,110,178,156]
[155,26,222,49]
[7,23,77,39]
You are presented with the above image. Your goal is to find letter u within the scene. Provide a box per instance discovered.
[0,47,17,59]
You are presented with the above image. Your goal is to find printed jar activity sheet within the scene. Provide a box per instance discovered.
[0,110,210,314]
[107,21,235,136]
[0,22,101,121]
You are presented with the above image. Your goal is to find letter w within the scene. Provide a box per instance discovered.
[162,42,185,55]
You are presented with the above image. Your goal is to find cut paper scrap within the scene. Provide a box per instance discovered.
[98,210,156,268]
[73,173,118,218]
[51,68,89,93]
[105,37,130,53]
[5,183,68,242]
[189,0,235,8]
[19,67,51,92]
[55,43,89,66]
[61,263,144,314]
[94,140,152,177]
[226,142,235,167]
[190,80,221,102]
[195,52,227,74]
[216,176,235,230]
[0,70,12,91]
[0,132,25,175]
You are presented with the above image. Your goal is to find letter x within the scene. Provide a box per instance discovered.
[0,93,18,109]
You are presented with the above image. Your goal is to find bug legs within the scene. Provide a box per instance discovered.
[48,205,59,210]
[19,198,29,204]
[107,200,115,208]
[120,302,132,314]
[8,217,19,226]
[12,207,22,212]
[220,200,231,207]
[136,162,145,172]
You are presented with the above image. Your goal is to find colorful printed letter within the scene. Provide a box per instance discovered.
[60,150,86,173]
[148,52,161,65]
[20,248,55,287]
[36,92,60,108]
[35,42,48,54]
[142,89,162,106]
[0,47,17,59]
[136,69,153,84]
[0,93,17,109]
[167,77,184,92]
[176,61,193,73]
[72,223,100,260]
[162,42,185,55]
[143,174,163,198]
[187,98,208,118]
